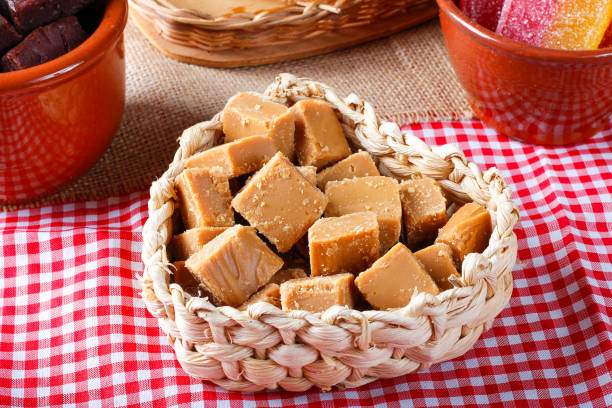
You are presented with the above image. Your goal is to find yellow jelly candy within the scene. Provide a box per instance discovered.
[542,0,612,50]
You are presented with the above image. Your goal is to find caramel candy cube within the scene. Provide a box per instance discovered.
[436,202,492,265]
[222,93,295,159]
[238,283,281,311]
[171,261,202,298]
[170,227,228,260]
[280,273,355,313]
[400,178,447,249]
[185,136,278,178]
[415,243,460,291]
[297,166,317,185]
[294,235,309,259]
[309,212,379,277]
[172,261,220,301]
[269,268,308,285]
[175,168,234,229]
[185,225,284,306]
[232,152,327,252]
[355,243,440,309]
[316,151,380,189]
[325,176,401,253]
[291,100,351,168]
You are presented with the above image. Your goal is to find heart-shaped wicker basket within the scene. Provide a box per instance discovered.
[140,74,519,392]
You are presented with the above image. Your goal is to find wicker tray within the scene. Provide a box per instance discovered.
[128,0,438,67]
[140,74,519,392]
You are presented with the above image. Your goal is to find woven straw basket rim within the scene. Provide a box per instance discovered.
[140,74,520,392]
[128,0,434,52]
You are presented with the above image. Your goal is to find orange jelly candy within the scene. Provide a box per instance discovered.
[542,0,612,50]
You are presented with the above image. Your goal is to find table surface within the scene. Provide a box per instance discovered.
[1,121,611,408]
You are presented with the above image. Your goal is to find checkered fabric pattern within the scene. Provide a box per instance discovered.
[1,121,611,407]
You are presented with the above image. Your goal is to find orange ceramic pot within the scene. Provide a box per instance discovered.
[0,0,127,204]
[437,0,612,146]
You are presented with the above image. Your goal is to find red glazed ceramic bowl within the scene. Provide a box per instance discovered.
[436,0,612,145]
[0,0,127,204]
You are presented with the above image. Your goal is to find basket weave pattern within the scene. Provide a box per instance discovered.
[140,74,519,392]
[128,0,434,51]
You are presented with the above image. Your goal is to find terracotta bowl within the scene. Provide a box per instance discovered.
[0,0,128,204]
[436,0,612,146]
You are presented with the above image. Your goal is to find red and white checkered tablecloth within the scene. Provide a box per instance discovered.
[1,121,611,407]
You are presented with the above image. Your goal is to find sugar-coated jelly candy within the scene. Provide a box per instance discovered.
[496,0,559,47]
[459,0,504,31]
[542,0,612,50]
[601,24,612,48]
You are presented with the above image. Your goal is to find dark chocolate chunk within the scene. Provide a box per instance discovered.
[0,13,21,54]
[0,16,87,71]
[0,0,93,34]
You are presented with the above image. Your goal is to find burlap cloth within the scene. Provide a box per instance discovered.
[6,16,473,210]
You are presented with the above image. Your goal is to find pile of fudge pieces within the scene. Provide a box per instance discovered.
[167,92,493,313]
[0,0,94,72]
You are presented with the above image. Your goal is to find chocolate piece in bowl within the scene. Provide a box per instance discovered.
[0,14,21,54]
[0,0,93,34]
[325,176,401,253]
[291,99,351,168]
[185,225,284,307]
[0,16,87,72]
[222,92,295,159]
[232,152,327,253]
[280,273,356,313]
[355,243,440,310]
[174,168,234,229]
[308,211,379,277]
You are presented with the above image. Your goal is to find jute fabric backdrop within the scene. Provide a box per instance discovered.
[5,16,472,209]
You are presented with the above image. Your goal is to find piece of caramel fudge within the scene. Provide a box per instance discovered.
[280,273,355,313]
[355,243,440,309]
[170,227,228,260]
[309,212,379,277]
[185,135,277,178]
[232,152,327,252]
[436,202,492,265]
[415,243,459,291]
[291,100,351,168]
[0,0,92,34]
[171,261,203,298]
[269,268,308,285]
[316,151,380,189]
[175,168,234,229]
[185,225,283,306]
[325,176,401,253]
[297,166,317,185]
[238,283,281,311]
[222,93,295,159]
[400,178,447,249]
